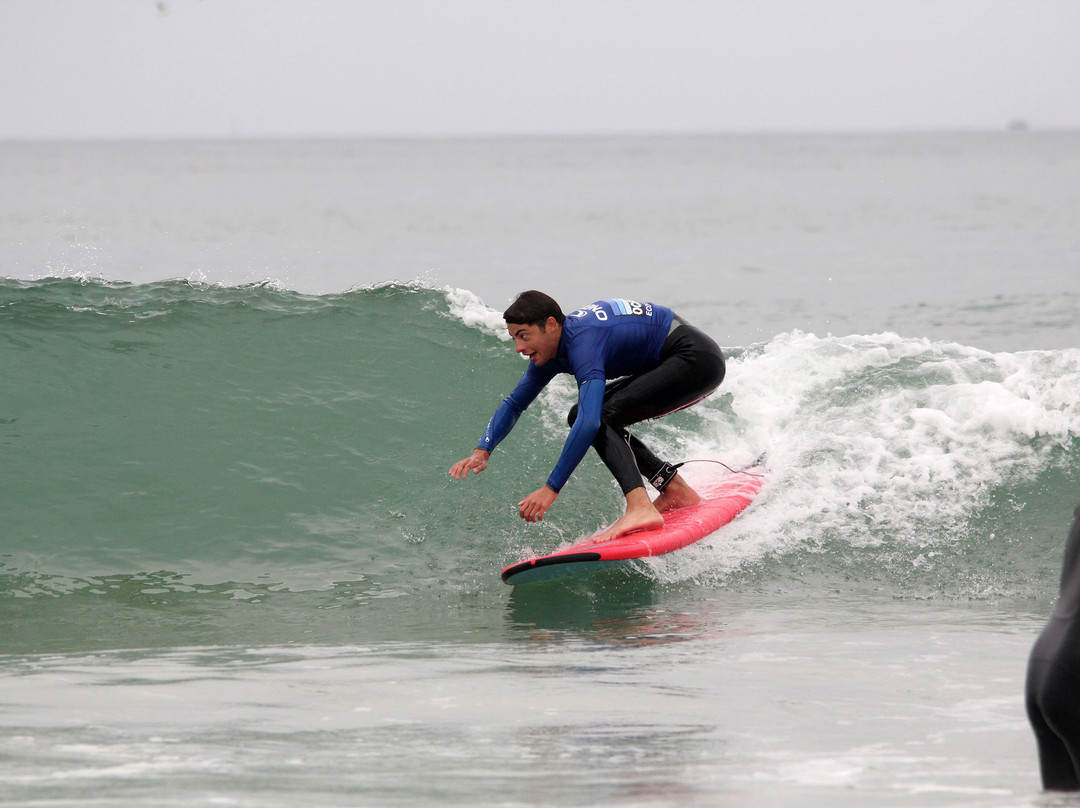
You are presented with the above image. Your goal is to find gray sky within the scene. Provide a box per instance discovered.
[3,0,1079,139]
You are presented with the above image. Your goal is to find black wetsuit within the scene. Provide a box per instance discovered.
[1026,504,1080,791]
[566,316,725,495]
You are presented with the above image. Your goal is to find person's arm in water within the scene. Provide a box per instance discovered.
[516,377,604,522]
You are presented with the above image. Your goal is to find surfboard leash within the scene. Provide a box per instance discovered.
[674,457,768,478]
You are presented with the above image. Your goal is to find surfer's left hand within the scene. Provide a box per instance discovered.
[518,486,558,522]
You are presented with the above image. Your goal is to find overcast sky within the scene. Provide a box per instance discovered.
[3,0,1079,139]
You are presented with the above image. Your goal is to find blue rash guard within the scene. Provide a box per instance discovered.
[477,299,675,492]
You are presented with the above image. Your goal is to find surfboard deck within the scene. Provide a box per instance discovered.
[501,461,766,586]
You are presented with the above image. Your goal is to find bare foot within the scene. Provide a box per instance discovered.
[594,509,664,542]
[592,488,664,542]
[652,474,702,512]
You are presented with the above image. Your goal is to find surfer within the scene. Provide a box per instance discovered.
[449,290,725,541]
[1027,504,1080,791]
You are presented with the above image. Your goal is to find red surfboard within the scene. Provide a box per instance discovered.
[501,460,766,585]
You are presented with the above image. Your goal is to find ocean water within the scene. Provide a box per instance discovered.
[2,133,1079,806]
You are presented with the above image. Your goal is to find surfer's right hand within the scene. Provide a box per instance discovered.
[449,449,490,479]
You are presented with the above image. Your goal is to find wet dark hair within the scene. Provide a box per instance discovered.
[502,290,565,328]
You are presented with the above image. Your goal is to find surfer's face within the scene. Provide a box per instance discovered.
[507,318,561,366]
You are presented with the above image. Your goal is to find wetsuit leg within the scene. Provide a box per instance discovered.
[567,323,725,495]
[1027,657,1080,790]
[1027,505,1080,791]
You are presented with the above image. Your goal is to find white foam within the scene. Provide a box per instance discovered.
[654,331,1080,579]
[442,287,509,339]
